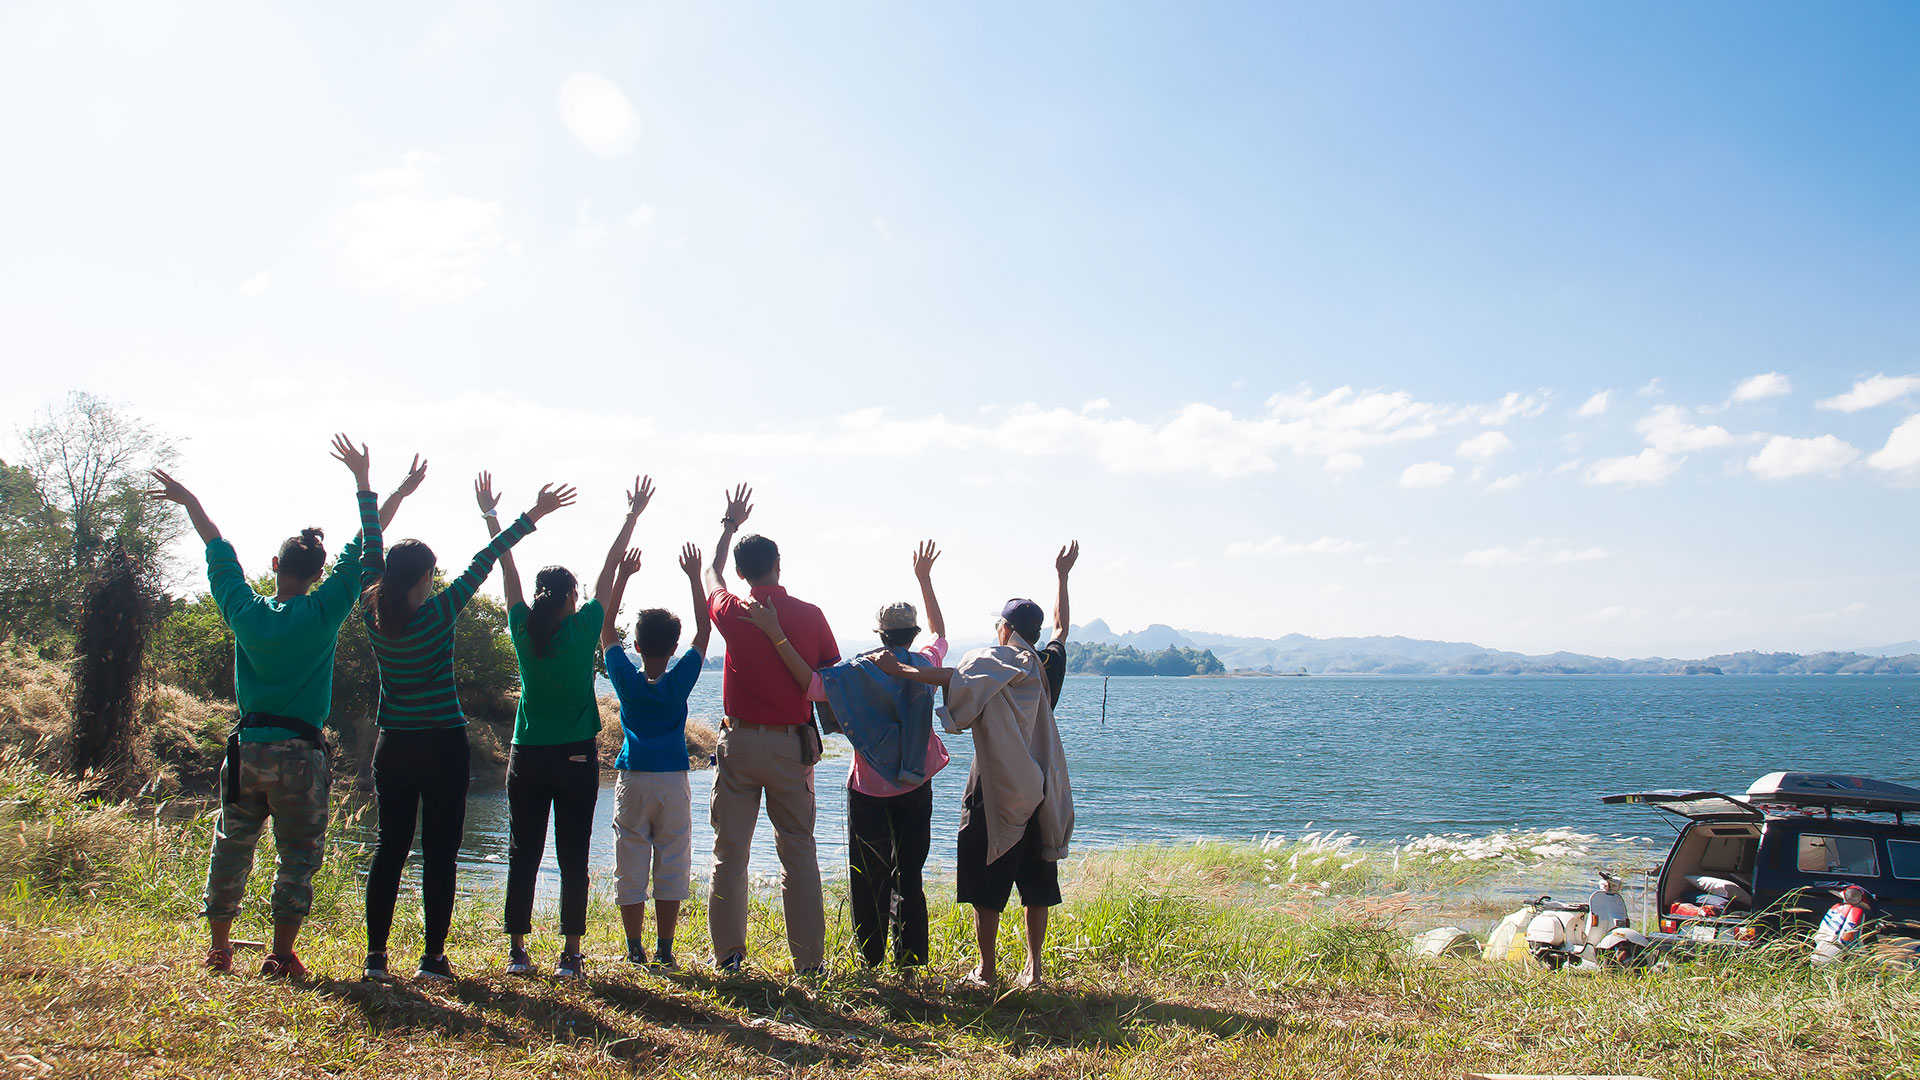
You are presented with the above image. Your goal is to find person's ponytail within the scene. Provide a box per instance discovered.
[528,565,578,657]
[276,527,327,580]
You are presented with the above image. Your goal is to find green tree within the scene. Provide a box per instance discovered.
[0,461,70,644]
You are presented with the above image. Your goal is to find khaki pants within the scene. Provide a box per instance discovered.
[707,725,824,967]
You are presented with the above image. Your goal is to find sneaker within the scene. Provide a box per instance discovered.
[718,950,746,974]
[204,945,234,974]
[625,943,649,967]
[506,946,533,976]
[555,951,585,980]
[415,954,455,983]
[796,963,827,979]
[652,944,677,971]
[361,951,395,984]
[260,953,308,980]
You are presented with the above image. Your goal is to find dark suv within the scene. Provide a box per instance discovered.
[1602,773,1920,947]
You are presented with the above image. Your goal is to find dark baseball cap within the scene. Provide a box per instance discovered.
[999,598,1044,642]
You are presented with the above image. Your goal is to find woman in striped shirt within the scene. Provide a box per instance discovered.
[358,477,576,984]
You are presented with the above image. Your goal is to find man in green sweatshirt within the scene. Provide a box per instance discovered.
[148,434,422,978]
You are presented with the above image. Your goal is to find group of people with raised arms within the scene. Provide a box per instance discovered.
[149,436,1077,988]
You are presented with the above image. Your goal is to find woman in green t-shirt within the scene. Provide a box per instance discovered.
[481,472,654,979]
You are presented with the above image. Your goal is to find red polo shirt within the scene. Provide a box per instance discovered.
[710,584,840,725]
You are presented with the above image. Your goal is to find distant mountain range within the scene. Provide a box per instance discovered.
[1072,620,1920,676]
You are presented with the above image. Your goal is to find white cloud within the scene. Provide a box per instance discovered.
[1486,472,1529,493]
[336,155,506,299]
[1478,391,1547,427]
[559,72,641,156]
[1323,452,1364,474]
[1400,461,1455,488]
[1638,378,1664,397]
[627,205,656,228]
[1731,372,1792,403]
[571,197,610,249]
[1802,602,1868,622]
[1363,554,1392,566]
[1818,374,1920,413]
[1636,405,1734,454]
[239,270,272,298]
[1576,390,1611,418]
[1456,431,1513,462]
[1746,434,1858,478]
[1867,415,1920,472]
[1461,546,1528,567]
[1225,534,1364,557]
[1550,547,1608,564]
[1586,448,1682,488]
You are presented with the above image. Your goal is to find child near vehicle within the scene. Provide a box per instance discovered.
[602,542,712,969]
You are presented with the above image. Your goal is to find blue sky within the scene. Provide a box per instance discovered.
[3,1,1917,657]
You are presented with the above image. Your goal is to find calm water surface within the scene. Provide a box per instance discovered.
[340,674,1920,902]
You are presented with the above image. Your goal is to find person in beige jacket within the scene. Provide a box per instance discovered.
[874,595,1075,987]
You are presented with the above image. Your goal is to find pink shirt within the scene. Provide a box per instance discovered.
[807,638,950,797]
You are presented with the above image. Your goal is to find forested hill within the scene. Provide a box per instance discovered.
[1072,621,1920,676]
[1064,641,1225,676]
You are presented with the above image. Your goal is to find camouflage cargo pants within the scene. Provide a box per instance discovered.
[202,739,330,924]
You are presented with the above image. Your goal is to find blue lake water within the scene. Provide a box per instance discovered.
[346,674,1920,901]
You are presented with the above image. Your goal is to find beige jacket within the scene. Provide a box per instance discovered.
[939,643,1074,863]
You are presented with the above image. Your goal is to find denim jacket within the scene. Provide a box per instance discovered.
[815,648,935,790]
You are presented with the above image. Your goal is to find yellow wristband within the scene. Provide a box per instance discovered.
[773,638,789,649]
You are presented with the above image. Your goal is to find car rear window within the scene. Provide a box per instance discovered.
[1699,835,1756,875]
[1890,840,1920,881]
[1796,834,1880,878]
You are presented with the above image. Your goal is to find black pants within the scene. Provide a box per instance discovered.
[504,739,600,937]
[846,781,932,967]
[366,727,471,956]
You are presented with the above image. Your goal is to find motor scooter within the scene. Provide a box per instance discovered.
[1809,883,1871,965]
[1523,870,1652,970]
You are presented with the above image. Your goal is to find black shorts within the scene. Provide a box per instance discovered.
[955,782,1061,912]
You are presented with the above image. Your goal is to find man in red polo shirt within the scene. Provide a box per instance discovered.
[703,484,840,973]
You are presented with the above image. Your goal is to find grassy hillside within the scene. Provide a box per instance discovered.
[0,757,1914,1079]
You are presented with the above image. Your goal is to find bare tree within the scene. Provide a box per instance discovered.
[17,391,180,576]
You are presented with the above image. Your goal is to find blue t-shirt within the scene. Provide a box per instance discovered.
[605,646,702,773]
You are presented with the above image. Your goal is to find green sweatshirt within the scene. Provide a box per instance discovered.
[508,599,605,746]
[212,490,383,742]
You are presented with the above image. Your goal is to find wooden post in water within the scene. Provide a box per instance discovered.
[1100,677,1109,726]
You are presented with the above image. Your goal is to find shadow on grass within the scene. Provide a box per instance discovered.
[589,972,867,1068]
[673,967,1279,1056]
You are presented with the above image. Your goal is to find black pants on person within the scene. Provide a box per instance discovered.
[846,781,933,968]
[504,739,600,937]
[366,727,471,957]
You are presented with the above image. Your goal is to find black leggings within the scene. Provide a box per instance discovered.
[366,727,471,957]
[503,739,599,937]
[847,781,933,967]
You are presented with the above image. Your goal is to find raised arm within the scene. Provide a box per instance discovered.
[378,454,428,531]
[444,482,576,614]
[596,475,653,609]
[744,601,813,690]
[913,539,945,640]
[1051,540,1079,645]
[146,469,220,546]
[324,434,383,590]
[601,548,642,650]
[680,543,713,657]
[706,483,752,596]
[474,471,522,610]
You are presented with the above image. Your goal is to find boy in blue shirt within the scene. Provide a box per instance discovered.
[601,542,711,969]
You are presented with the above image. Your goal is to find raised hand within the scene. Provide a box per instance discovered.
[617,547,643,579]
[742,599,784,639]
[678,542,702,581]
[146,468,195,506]
[868,651,911,678]
[530,483,578,522]
[474,471,501,515]
[913,539,941,580]
[722,483,753,528]
[395,454,429,496]
[329,433,371,488]
[1056,540,1080,576]
[627,475,655,517]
